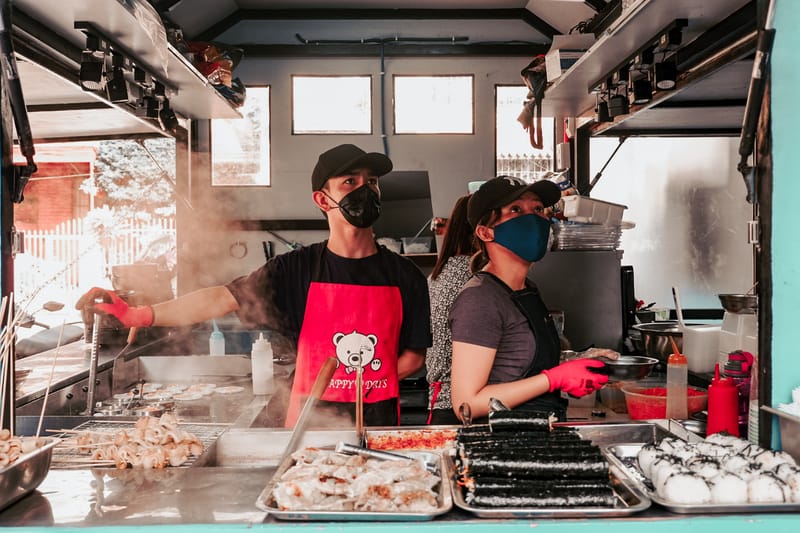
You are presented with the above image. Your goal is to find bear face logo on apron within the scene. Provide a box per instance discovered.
[284,248,403,427]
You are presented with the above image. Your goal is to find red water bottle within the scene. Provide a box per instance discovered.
[707,363,740,436]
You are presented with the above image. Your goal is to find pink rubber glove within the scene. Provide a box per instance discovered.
[541,358,608,398]
[75,287,154,328]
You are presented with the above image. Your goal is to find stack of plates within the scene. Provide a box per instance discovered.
[552,221,632,250]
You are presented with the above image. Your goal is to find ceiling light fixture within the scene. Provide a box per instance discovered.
[654,59,677,90]
[79,34,106,91]
[631,76,653,104]
[105,53,129,103]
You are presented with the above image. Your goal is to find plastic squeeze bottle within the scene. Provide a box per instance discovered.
[665,351,688,419]
[209,320,225,356]
[707,363,739,436]
[251,332,275,395]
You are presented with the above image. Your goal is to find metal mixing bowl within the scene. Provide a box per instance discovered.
[718,293,758,314]
[591,356,659,382]
[631,321,701,362]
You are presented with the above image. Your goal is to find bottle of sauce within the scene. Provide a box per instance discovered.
[209,320,225,356]
[707,363,739,436]
[666,351,688,419]
[251,332,275,395]
[722,350,753,438]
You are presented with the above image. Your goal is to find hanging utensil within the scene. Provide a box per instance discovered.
[278,357,337,466]
[355,364,365,447]
[671,286,686,330]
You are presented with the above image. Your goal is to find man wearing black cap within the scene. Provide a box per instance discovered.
[76,144,431,427]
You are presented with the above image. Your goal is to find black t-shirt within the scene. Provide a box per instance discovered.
[226,241,432,352]
[226,241,432,426]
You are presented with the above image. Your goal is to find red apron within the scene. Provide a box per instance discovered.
[285,280,403,427]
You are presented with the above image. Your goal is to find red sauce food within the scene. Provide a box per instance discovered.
[367,429,457,451]
[624,386,708,420]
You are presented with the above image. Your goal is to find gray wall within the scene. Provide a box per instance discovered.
[180,55,752,316]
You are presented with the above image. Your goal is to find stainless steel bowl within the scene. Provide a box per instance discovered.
[631,321,702,361]
[592,355,659,382]
[718,293,758,314]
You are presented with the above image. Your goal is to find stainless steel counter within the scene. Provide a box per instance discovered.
[1,423,798,530]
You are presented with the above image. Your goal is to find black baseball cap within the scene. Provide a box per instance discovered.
[311,144,393,191]
[467,175,561,227]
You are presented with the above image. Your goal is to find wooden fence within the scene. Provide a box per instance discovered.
[15,217,175,303]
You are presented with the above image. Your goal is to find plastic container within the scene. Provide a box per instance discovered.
[622,385,708,420]
[401,236,433,254]
[209,320,225,356]
[561,195,627,225]
[707,363,740,436]
[683,324,721,373]
[666,351,688,419]
[251,332,275,395]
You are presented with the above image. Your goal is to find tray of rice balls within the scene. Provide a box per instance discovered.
[446,410,652,518]
[604,433,800,513]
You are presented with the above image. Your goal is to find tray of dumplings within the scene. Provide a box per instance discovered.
[604,433,800,513]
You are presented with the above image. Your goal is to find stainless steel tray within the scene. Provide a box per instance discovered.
[606,442,800,514]
[256,449,452,520]
[445,452,651,518]
[51,420,229,469]
[0,437,58,512]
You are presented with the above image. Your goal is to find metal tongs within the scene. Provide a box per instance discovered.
[335,442,438,473]
[355,364,365,447]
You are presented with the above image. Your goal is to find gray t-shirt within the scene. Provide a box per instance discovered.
[448,273,537,385]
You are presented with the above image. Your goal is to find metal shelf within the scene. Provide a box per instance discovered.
[543,0,752,119]
[13,0,240,120]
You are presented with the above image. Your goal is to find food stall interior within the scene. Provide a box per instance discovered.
[3,0,797,530]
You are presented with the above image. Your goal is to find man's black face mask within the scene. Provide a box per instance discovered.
[326,185,381,228]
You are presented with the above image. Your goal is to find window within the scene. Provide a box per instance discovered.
[495,85,554,182]
[394,75,473,134]
[212,86,270,187]
[292,76,372,134]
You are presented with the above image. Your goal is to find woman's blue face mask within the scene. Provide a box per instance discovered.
[492,213,551,262]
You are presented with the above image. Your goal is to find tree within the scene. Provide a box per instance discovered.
[81,138,176,220]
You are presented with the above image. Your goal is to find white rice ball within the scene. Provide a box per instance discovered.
[774,464,800,503]
[708,472,749,504]
[659,472,711,504]
[658,437,687,454]
[752,449,797,471]
[736,463,764,481]
[651,458,690,495]
[705,433,751,453]
[720,453,751,474]
[695,441,732,459]
[687,457,722,480]
[637,444,663,479]
[748,473,789,503]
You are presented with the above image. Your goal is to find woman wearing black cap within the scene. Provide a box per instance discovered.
[76,144,432,428]
[448,176,609,422]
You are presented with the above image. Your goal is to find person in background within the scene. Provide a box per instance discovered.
[425,194,476,425]
[449,176,616,422]
[76,144,432,428]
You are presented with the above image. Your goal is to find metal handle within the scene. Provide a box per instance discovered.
[355,365,364,446]
[278,357,337,465]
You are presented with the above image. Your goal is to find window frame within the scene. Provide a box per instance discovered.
[211,85,272,187]
[392,74,475,135]
[291,75,373,135]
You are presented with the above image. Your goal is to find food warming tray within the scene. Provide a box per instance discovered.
[0,437,59,512]
[444,452,651,518]
[605,443,800,514]
[256,449,452,520]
